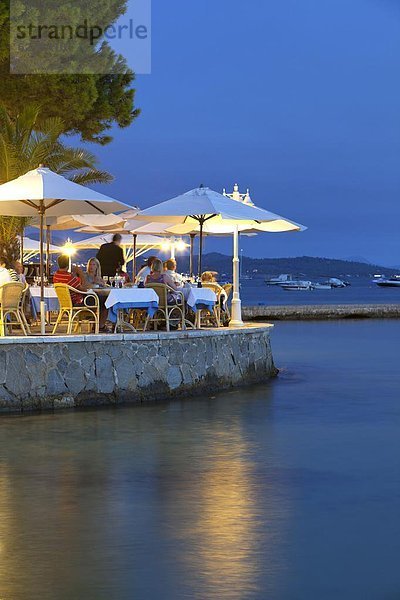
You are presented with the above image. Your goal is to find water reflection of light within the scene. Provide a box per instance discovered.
[0,462,13,590]
[162,422,290,599]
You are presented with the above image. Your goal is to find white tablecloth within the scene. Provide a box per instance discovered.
[105,288,159,309]
[30,286,59,315]
[30,287,58,300]
[183,286,217,312]
[105,288,159,323]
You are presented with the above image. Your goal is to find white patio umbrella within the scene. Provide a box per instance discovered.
[31,208,139,232]
[73,233,173,265]
[135,186,306,326]
[0,166,131,333]
[31,209,140,277]
[79,220,188,275]
[20,236,61,261]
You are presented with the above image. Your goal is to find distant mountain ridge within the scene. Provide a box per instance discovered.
[343,256,371,264]
[200,254,398,278]
[36,245,398,278]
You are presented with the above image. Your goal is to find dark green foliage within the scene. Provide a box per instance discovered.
[0,0,140,143]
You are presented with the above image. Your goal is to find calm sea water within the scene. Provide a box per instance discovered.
[1,320,400,600]
[240,277,400,306]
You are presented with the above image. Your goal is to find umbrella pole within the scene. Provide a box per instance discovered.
[229,225,244,327]
[132,233,137,280]
[20,226,24,265]
[46,225,51,280]
[189,233,195,278]
[39,202,46,335]
[198,218,204,277]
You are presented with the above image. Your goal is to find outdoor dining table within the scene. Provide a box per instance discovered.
[183,285,218,328]
[104,287,159,332]
[30,286,59,319]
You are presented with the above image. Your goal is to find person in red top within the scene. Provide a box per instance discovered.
[53,255,87,305]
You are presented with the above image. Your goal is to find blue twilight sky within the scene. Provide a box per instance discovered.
[89,0,400,265]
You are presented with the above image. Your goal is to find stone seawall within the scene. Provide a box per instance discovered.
[0,325,276,413]
[243,304,400,321]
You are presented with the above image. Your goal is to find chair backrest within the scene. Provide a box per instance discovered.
[145,283,168,309]
[54,283,73,309]
[203,282,224,300]
[222,283,233,300]
[0,282,24,310]
[20,283,29,307]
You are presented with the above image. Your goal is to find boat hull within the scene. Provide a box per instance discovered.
[376,281,400,287]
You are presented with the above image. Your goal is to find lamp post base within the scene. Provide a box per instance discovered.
[229,298,244,328]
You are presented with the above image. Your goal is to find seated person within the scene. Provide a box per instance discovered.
[164,258,183,285]
[201,271,227,308]
[84,257,110,329]
[135,255,157,285]
[0,256,12,286]
[85,257,106,288]
[201,271,221,287]
[10,260,26,284]
[146,258,183,302]
[53,255,88,305]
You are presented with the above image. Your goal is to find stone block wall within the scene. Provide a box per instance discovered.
[243,304,400,320]
[0,325,276,412]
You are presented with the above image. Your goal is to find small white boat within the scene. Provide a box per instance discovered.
[281,280,313,291]
[265,274,293,285]
[328,278,350,288]
[312,283,333,290]
[374,276,400,288]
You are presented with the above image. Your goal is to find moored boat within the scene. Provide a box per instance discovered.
[312,283,333,290]
[281,280,313,291]
[265,274,293,285]
[374,276,400,287]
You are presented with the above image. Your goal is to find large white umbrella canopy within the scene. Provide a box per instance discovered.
[0,166,132,333]
[0,167,130,216]
[136,186,305,271]
[136,186,307,326]
[74,233,188,266]
[74,233,165,249]
[31,208,139,231]
[136,186,304,228]
[76,221,186,275]
[20,236,61,260]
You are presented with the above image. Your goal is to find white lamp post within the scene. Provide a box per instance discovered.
[223,184,251,327]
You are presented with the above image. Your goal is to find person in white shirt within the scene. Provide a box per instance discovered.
[0,256,12,286]
[11,260,27,284]
[135,255,158,285]
[163,258,183,285]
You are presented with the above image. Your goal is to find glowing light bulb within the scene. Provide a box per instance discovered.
[62,239,76,257]
[175,239,186,252]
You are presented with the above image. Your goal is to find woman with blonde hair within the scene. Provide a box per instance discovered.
[85,257,105,288]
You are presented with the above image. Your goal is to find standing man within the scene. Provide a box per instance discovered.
[96,233,125,278]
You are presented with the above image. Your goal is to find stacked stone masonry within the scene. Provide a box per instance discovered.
[243,304,400,321]
[0,325,276,412]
